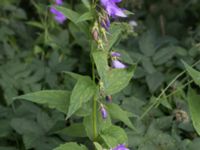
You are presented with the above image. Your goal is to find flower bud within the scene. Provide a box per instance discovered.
[100,104,107,119]
[106,95,112,102]
[92,29,99,42]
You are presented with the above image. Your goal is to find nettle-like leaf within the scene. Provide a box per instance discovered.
[183,61,200,86]
[13,90,70,114]
[100,125,128,148]
[65,72,96,118]
[107,103,136,130]
[92,50,135,95]
[188,88,200,135]
[104,66,136,95]
[53,142,88,150]
[93,142,103,150]
[76,11,94,23]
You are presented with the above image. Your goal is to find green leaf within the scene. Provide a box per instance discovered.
[93,142,103,150]
[83,109,112,140]
[100,125,128,148]
[108,24,122,50]
[104,66,136,95]
[57,123,87,137]
[81,0,91,9]
[107,103,136,130]
[53,142,88,150]
[67,76,96,118]
[92,50,109,82]
[55,6,80,23]
[183,61,200,86]
[139,31,156,57]
[13,90,70,114]
[76,11,93,23]
[188,88,200,136]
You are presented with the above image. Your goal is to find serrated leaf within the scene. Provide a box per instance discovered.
[183,61,200,87]
[53,142,88,150]
[107,103,136,130]
[100,125,128,148]
[188,88,200,136]
[13,90,70,114]
[67,76,96,118]
[104,66,136,95]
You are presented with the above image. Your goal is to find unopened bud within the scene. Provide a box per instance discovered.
[92,29,99,42]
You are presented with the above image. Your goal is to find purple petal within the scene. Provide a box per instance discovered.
[50,7,67,24]
[100,105,107,119]
[100,0,127,18]
[112,60,126,69]
[111,52,121,57]
[112,144,129,150]
[111,0,122,3]
[55,0,63,5]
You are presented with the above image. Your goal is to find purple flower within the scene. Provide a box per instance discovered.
[112,60,126,69]
[50,7,67,24]
[55,0,63,5]
[112,144,129,150]
[100,104,107,119]
[100,0,127,18]
[111,52,121,57]
[101,16,111,30]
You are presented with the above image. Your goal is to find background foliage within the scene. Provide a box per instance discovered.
[1,0,200,149]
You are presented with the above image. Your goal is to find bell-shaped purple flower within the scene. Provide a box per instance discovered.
[100,104,107,119]
[100,0,127,18]
[112,144,129,150]
[50,7,67,24]
[55,0,63,5]
[111,52,121,57]
[112,60,126,69]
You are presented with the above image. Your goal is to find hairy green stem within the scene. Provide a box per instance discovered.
[92,58,97,140]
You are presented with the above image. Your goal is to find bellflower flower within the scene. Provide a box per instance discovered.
[111,52,126,69]
[100,104,107,119]
[111,144,129,150]
[55,0,63,5]
[50,0,67,24]
[100,0,127,18]
[50,7,67,24]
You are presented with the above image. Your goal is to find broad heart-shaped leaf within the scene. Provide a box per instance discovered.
[67,75,96,119]
[188,88,200,136]
[55,6,80,23]
[104,66,136,95]
[76,11,93,23]
[13,90,70,114]
[100,125,128,148]
[107,103,136,130]
[183,61,200,87]
[53,142,88,150]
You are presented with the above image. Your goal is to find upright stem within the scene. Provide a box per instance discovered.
[92,56,97,140]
